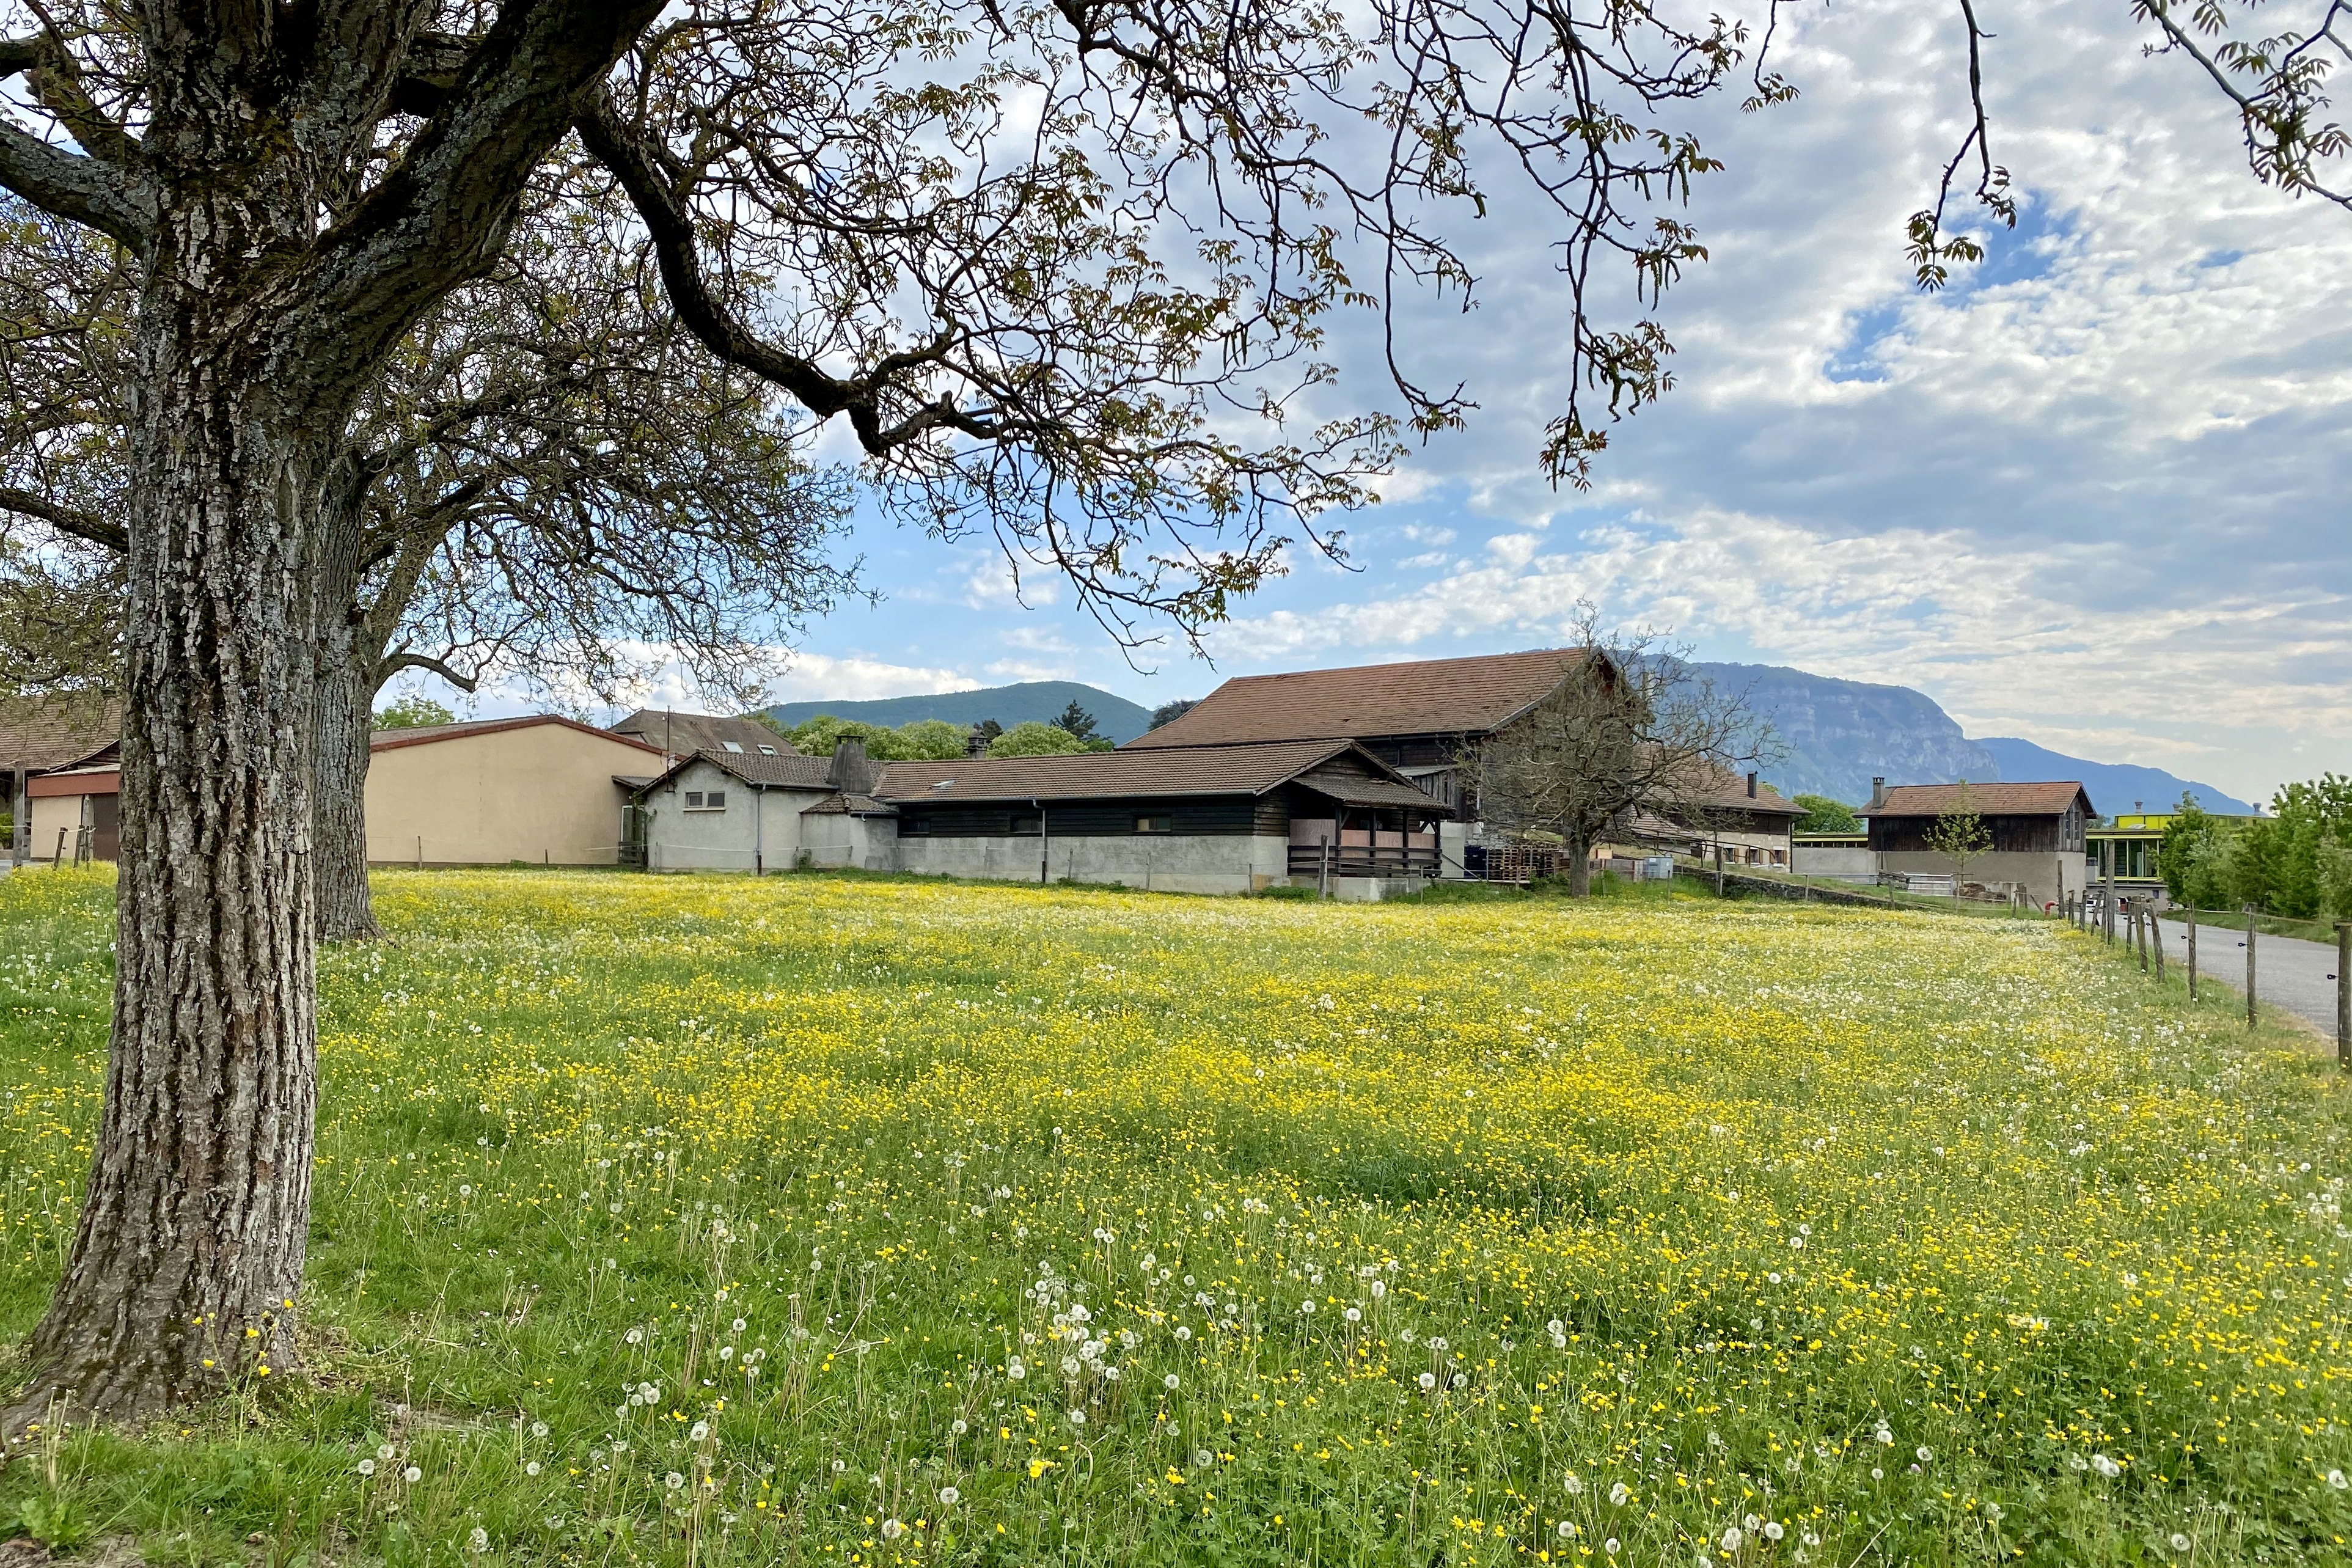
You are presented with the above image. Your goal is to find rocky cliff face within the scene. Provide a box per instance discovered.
[1696,662,2000,805]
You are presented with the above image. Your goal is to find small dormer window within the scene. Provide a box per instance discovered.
[722,741,745,753]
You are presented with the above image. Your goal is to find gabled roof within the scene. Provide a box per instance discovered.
[610,709,797,758]
[1123,648,1595,749]
[1862,782,2095,820]
[871,739,1432,804]
[1666,769,1805,820]
[0,695,120,774]
[370,714,664,755]
[640,747,845,793]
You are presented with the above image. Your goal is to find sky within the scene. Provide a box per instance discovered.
[485,1,2350,804]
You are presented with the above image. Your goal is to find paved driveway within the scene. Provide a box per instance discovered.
[2156,917,2343,1039]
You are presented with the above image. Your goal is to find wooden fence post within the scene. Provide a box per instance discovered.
[2244,904,2258,1028]
[2149,908,2165,980]
[2186,907,2198,1001]
[2337,922,2350,1072]
[2135,901,2149,972]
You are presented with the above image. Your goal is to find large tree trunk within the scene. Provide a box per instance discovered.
[4,199,325,1437]
[313,639,383,942]
[1565,830,1592,896]
[313,483,383,943]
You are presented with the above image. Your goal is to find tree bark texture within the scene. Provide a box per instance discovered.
[10,303,324,1431]
[312,480,383,943]
[2,62,336,1434]
[1565,830,1592,897]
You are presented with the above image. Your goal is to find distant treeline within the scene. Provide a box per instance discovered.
[2159,779,2352,918]
[757,700,1116,762]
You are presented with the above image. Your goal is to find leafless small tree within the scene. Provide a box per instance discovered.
[1458,607,1777,896]
[1924,782,1995,903]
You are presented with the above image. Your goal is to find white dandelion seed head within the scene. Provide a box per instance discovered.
[530,1421,548,1438]
[664,1473,684,1491]
[1609,1482,1630,1506]
[357,1459,376,1476]
[403,1467,423,1484]
[731,1318,746,1332]
[951,1419,968,1435]
[1721,1527,1744,1551]
[1165,1373,1180,1390]
[1764,1522,1784,1541]
[1563,1473,1583,1495]
[1558,1522,1573,1539]
[690,1421,710,1442]
[1068,1408,1086,1426]
[1418,1372,1437,1391]
[378,1443,397,1460]
[625,1328,643,1345]
[525,1461,541,1477]
[468,1527,488,1552]
[1603,1537,1620,1555]
[2171,1533,2193,1552]
[940,1486,960,1506]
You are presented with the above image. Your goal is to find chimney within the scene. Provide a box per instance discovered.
[830,738,873,793]
[1869,777,1886,810]
[1746,771,1757,799]
[966,725,991,757]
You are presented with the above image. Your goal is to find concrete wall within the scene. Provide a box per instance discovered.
[1793,844,1877,882]
[639,758,837,872]
[1875,849,2086,908]
[895,831,1289,894]
[368,720,661,867]
[799,811,898,871]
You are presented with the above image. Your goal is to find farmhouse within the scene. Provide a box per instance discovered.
[1859,779,2094,907]
[1124,648,1596,815]
[1615,768,1804,870]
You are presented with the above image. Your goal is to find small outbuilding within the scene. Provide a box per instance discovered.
[869,739,1452,898]
[1859,779,2094,907]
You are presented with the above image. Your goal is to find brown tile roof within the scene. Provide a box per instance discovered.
[371,714,664,755]
[1863,782,2094,819]
[692,749,841,789]
[1123,648,1594,748]
[0,695,120,774]
[1665,768,1805,819]
[871,739,1418,804]
[611,709,797,757]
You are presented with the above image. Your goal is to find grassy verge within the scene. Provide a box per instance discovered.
[4,868,2350,1567]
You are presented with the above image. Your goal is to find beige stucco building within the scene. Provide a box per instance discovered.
[367,716,665,868]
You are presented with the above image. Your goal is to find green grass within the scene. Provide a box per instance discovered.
[3,866,2351,1568]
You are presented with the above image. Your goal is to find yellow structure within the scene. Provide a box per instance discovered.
[366,716,665,868]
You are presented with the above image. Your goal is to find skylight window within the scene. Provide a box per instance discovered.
[722,740,744,753]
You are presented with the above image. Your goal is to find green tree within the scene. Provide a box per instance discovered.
[372,695,455,730]
[989,722,1093,758]
[1792,794,1860,834]
[1922,783,1993,900]
[890,719,971,760]
[2157,794,2235,910]
[1149,698,1198,731]
[789,715,907,760]
[1052,700,1100,741]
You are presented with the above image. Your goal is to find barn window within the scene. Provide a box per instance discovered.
[1011,811,1042,835]
[1134,814,1173,835]
[901,816,931,836]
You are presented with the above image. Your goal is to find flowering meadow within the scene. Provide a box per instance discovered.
[3,866,2351,1568]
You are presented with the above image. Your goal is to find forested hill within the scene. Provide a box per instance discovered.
[761,681,1156,743]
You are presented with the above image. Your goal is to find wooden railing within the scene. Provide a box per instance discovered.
[1288,842,1441,879]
